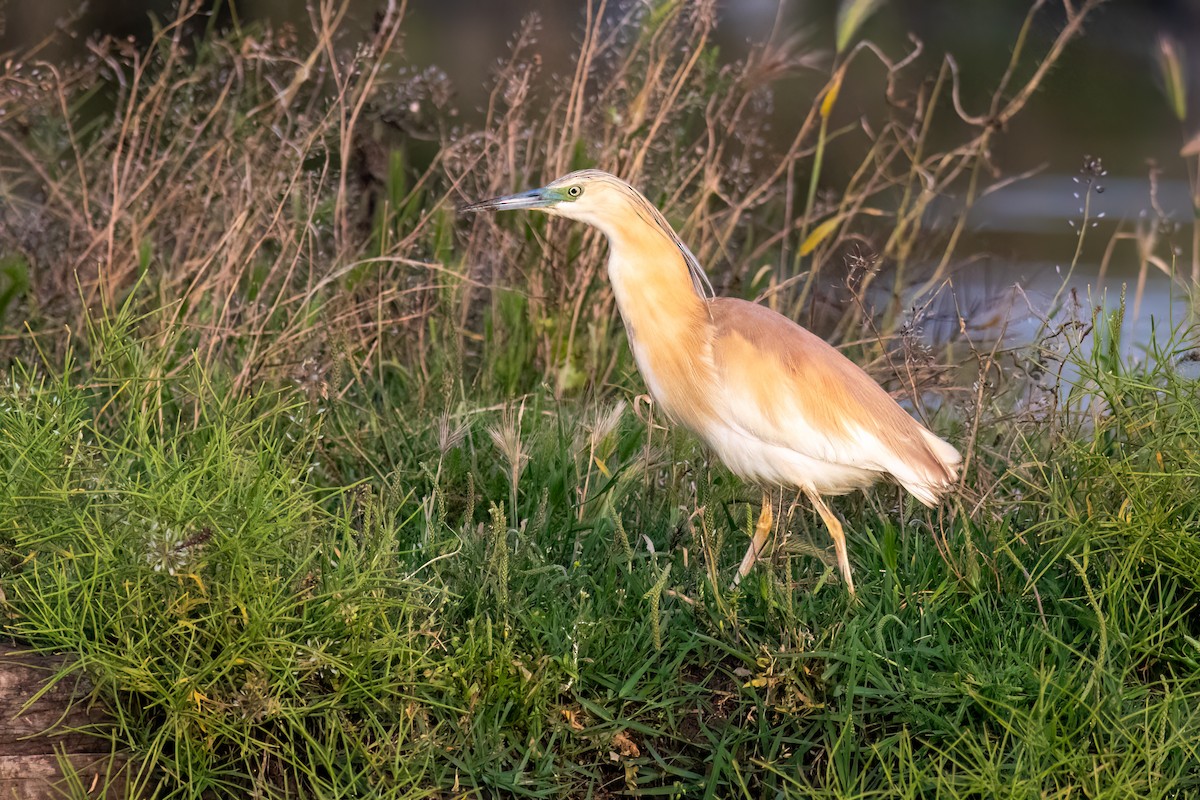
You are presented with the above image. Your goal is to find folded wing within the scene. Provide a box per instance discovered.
[708,298,960,505]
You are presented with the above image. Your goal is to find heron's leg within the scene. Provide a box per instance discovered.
[804,489,856,595]
[731,491,773,589]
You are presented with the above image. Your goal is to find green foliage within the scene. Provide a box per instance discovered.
[0,254,29,321]
[1,305,1198,797]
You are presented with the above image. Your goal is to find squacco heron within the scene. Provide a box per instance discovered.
[463,170,960,593]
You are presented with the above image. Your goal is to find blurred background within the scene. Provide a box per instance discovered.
[4,0,1198,344]
[5,1,1196,168]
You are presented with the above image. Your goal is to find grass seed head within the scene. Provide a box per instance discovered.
[487,404,529,480]
[586,399,626,451]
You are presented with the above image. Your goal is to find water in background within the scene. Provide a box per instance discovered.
[4,0,1197,359]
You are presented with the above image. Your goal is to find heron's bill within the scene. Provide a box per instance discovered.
[459,187,552,214]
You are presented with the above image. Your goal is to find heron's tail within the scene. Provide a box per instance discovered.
[898,429,961,507]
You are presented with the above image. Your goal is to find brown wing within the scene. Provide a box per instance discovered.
[708,298,959,503]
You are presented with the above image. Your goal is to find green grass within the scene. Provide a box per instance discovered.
[1,301,1198,798]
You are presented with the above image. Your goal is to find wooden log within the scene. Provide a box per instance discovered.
[0,645,128,798]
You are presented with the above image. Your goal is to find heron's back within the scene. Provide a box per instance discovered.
[702,298,960,503]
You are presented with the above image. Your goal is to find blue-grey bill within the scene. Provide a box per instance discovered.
[459,188,549,214]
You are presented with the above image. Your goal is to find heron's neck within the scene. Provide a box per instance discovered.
[599,217,717,431]
[601,220,707,326]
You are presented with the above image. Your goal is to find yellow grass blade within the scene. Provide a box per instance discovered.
[836,0,886,54]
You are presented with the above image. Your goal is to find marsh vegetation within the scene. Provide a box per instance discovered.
[0,0,1198,796]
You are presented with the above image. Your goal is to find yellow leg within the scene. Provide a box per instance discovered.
[804,489,856,595]
[731,492,773,589]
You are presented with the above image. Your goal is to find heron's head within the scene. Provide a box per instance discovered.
[460,169,639,233]
[461,168,715,298]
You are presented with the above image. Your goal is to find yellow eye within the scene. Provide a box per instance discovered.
[568,185,583,198]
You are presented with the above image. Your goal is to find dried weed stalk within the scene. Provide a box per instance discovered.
[0,0,1105,417]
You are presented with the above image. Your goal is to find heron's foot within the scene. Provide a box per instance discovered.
[730,493,773,591]
[804,488,856,596]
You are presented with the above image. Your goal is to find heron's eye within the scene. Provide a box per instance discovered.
[567,185,583,198]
